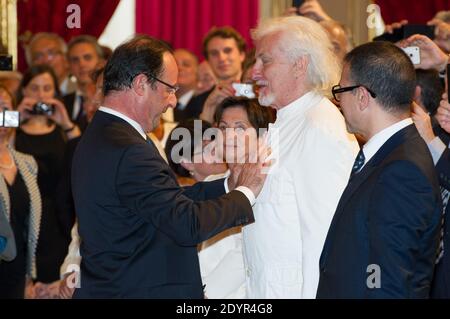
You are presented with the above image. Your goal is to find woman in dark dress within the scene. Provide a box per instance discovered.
[15,65,81,297]
[0,85,41,298]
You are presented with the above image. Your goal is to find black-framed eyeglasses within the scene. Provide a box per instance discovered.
[146,73,179,95]
[332,84,377,102]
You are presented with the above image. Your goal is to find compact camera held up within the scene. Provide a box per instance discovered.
[29,102,55,116]
[232,83,256,99]
[0,55,13,71]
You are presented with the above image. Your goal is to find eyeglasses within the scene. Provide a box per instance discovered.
[146,73,179,95]
[32,49,63,63]
[332,84,377,102]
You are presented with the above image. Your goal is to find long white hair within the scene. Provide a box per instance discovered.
[252,16,341,97]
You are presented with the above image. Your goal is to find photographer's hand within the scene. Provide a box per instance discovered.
[399,34,449,71]
[200,83,235,123]
[17,97,38,122]
[46,98,81,139]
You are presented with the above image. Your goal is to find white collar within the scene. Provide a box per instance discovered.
[274,91,324,123]
[98,106,147,140]
[362,118,413,167]
[177,90,195,108]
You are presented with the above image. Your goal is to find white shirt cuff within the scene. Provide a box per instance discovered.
[235,186,256,206]
[224,177,256,206]
[427,136,447,164]
[224,177,230,193]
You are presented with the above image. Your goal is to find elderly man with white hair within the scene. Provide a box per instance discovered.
[242,16,359,299]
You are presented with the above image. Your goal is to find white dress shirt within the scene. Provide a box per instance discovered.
[199,170,246,299]
[242,92,359,299]
[361,118,413,169]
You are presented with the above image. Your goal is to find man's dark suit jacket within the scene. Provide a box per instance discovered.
[317,124,442,298]
[63,93,88,132]
[431,145,450,298]
[71,111,253,298]
[174,88,213,122]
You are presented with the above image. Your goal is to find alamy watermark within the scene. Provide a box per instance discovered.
[366,264,381,289]
[66,4,81,29]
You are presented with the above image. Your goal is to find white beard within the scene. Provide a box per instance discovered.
[258,91,276,107]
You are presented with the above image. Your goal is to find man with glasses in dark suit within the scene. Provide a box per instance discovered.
[71,35,269,299]
[317,41,442,298]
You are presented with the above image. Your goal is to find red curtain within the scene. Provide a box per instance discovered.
[17,0,120,71]
[135,0,259,59]
[375,0,450,24]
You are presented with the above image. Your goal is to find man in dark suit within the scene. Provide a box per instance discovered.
[432,147,450,299]
[71,35,268,298]
[184,26,247,123]
[63,35,104,132]
[426,96,450,299]
[317,41,442,298]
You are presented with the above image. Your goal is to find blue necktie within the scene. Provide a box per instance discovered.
[351,149,365,177]
[0,236,6,254]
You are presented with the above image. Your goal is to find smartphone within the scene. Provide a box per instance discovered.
[0,55,13,71]
[403,24,435,40]
[3,110,20,127]
[292,0,305,15]
[232,83,256,99]
[402,46,420,65]
[447,64,450,103]
[373,24,435,43]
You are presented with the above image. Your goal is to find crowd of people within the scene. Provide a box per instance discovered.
[1,0,450,299]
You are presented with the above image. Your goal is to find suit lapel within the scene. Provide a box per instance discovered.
[320,124,416,268]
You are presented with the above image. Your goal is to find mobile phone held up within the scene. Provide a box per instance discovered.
[402,46,420,65]
[292,0,305,15]
[447,64,450,103]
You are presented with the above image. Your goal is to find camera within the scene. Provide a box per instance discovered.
[402,46,420,65]
[0,55,13,71]
[30,102,54,116]
[292,0,305,15]
[232,83,256,99]
[373,24,435,43]
[0,109,20,128]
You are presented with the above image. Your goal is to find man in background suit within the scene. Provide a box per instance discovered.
[424,94,450,299]
[186,27,246,123]
[71,35,268,298]
[63,35,104,132]
[317,41,442,298]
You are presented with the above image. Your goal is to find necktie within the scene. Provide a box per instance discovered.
[350,149,365,177]
[436,187,449,264]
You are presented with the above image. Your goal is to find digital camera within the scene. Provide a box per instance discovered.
[31,102,54,116]
[0,55,13,71]
[232,83,256,99]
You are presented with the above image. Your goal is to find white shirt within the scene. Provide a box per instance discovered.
[60,75,77,96]
[361,118,413,169]
[71,90,84,120]
[242,92,359,299]
[99,107,147,139]
[198,170,246,299]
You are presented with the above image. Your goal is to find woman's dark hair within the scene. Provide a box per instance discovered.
[214,97,274,135]
[0,84,16,109]
[16,64,61,103]
[165,119,214,178]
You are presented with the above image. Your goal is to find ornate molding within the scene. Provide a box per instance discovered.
[0,0,17,69]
